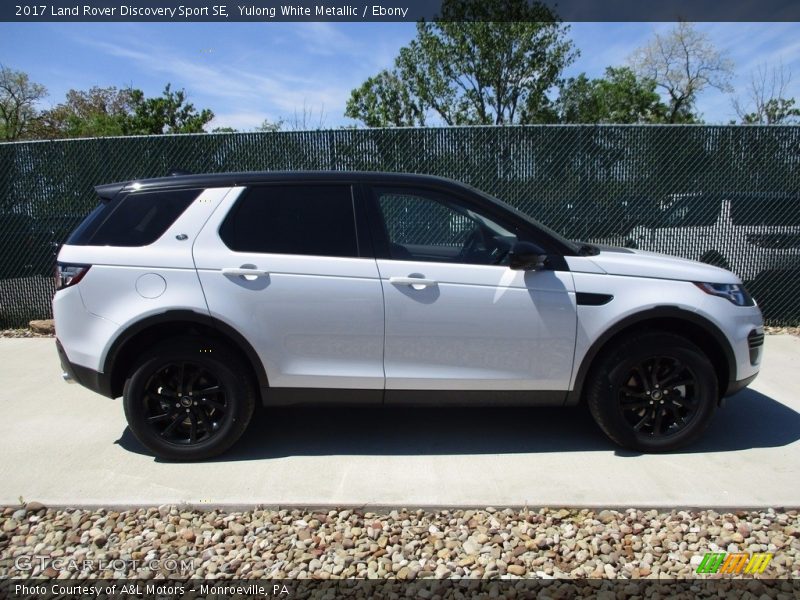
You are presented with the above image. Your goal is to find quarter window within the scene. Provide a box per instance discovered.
[219,185,359,257]
[67,189,200,247]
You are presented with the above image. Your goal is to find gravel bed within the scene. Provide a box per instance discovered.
[0,329,52,338]
[1,505,797,579]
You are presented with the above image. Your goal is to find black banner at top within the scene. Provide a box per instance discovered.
[2,0,800,22]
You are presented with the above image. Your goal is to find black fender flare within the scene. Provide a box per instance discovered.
[566,306,736,405]
[103,309,269,395]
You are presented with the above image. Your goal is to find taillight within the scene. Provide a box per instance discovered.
[55,263,91,290]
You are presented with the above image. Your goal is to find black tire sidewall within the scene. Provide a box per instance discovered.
[123,346,254,460]
[588,333,718,452]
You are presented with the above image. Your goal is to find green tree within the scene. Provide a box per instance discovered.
[0,64,47,140]
[346,0,576,126]
[125,84,214,134]
[630,22,733,123]
[38,86,133,138]
[346,70,424,127]
[558,67,669,123]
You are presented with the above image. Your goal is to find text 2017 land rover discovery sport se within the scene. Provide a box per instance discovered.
[54,172,764,460]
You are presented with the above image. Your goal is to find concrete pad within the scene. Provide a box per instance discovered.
[0,336,798,509]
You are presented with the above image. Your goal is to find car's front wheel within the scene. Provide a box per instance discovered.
[123,340,256,460]
[586,332,718,452]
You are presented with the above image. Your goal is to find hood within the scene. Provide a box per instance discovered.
[571,245,740,284]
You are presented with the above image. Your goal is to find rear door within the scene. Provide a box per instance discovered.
[193,183,384,394]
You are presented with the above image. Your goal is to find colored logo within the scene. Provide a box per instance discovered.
[695,552,773,574]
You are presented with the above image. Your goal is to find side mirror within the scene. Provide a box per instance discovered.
[509,241,548,271]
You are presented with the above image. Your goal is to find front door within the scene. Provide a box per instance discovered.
[367,186,577,393]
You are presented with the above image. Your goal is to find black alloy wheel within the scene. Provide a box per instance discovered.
[143,361,228,445]
[123,340,256,461]
[586,332,718,452]
[617,356,699,438]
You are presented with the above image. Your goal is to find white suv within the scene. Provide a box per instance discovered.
[625,192,800,280]
[54,172,764,460]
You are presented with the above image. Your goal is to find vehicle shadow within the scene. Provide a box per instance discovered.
[115,388,800,462]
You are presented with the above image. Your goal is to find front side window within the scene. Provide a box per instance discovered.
[219,185,359,257]
[374,188,517,265]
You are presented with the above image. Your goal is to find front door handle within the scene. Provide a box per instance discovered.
[222,267,269,279]
[389,276,437,289]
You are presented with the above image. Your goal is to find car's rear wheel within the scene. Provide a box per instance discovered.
[586,332,718,452]
[123,340,255,460]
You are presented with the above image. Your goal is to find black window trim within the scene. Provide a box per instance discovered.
[218,182,368,259]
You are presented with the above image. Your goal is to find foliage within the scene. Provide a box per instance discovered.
[0,64,47,140]
[346,0,576,126]
[38,87,134,138]
[125,84,214,134]
[32,84,214,139]
[558,67,669,123]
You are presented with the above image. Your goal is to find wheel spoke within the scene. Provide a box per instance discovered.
[653,407,664,435]
[200,397,225,410]
[633,411,653,431]
[659,363,686,387]
[634,366,651,393]
[621,398,651,409]
[147,412,173,423]
[197,408,214,433]
[161,414,184,437]
[151,391,177,402]
[665,378,694,390]
[651,357,661,386]
[178,362,186,395]
[621,387,649,399]
[189,412,198,443]
[197,385,221,395]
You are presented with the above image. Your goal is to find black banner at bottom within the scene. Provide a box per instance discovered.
[1,578,799,600]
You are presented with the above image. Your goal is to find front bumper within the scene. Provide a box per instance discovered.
[56,339,115,398]
[724,372,759,398]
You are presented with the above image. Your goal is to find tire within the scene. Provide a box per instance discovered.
[586,332,718,452]
[122,339,256,461]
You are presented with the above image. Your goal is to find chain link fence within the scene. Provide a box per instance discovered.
[1,125,799,327]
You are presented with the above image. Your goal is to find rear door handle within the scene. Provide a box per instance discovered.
[222,267,269,278]
[389,276,437,289]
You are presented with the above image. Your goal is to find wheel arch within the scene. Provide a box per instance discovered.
[103,310,268,399]
[567,306,736,405]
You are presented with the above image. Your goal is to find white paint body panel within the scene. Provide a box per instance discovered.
[53,187,231,371]
[377,259,577,390]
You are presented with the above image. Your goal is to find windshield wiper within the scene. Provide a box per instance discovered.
[576,243,600,256]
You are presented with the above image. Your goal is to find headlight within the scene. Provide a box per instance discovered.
[694,282,755,306]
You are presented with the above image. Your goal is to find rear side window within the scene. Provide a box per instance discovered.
[219,185,359,257]
[67,189,199,247]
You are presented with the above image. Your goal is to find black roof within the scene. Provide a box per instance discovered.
[95,171,464,200]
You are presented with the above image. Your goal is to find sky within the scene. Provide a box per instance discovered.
[1,21,799,130]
